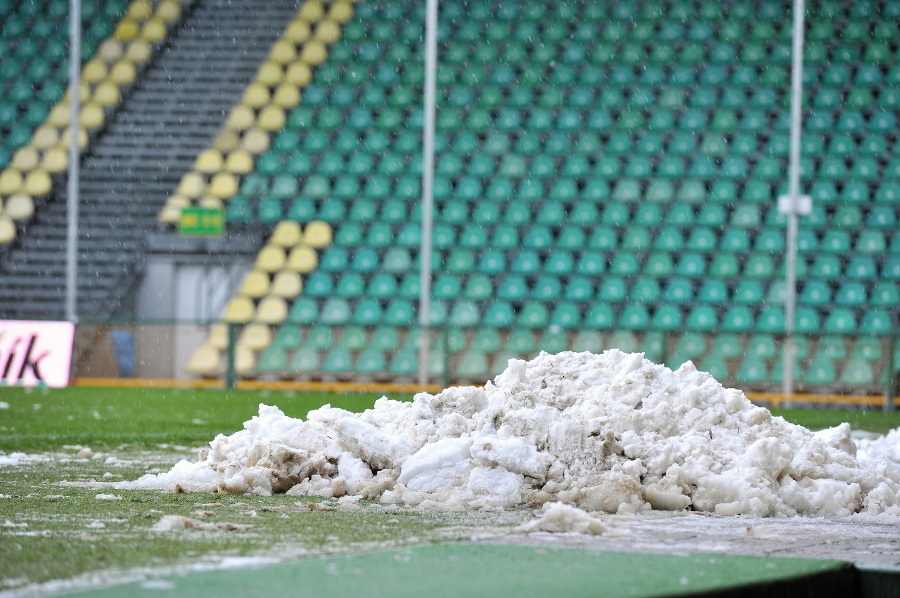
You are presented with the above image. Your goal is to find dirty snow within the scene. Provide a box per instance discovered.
[121,351,900,518]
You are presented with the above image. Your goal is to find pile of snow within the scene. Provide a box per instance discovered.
[121,351,900,517]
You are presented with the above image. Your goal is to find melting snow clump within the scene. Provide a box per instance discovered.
[122,351,900,517]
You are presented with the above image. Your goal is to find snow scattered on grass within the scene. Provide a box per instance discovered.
[152,515,254,532]
[95,493,122,500]
[516,502,606,535]
[121,351,900,518]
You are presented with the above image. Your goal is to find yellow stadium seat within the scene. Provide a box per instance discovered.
[299,41,327,66]
[110,60,137,85]
[328,1,353,22]
[186,344,222,376]
[225,105,255,131]
[158,195,190,223]
[213,130,241,153]
[141,18,167,42]
[0,169,23,195]
[82,59,107,84]
[11,148,39,171]
[97,40,124,63]
[207,172,238,198]
[156,0,181,22]
[24,169,52,197]
[222,296,255,323]
[0,215,15,244]
[197,196,222,209]
[268,40,297,64]
[302,220,332,248]
[157,204,183,223]
[32,126,59,150]
[65,81,92,102]
[255,244,287,272]
[208,323,229,349]
[5,193,34,221]
[271,271,302,298]
[285,19,311,44]
[256,62,283,87]
[242,83,270,108]
[235,345,256,376]
[270,220,302,247]
[241,129,270,154]
[195,149,223,173]
[127,0,153,20]
[41,148,68,174]
[255,295,288,324]
[238,322,273,351]
[239,269,271,298]
[298,1,325,22]
[60,127,89,149]
[126,40,152,62]
[177,172,206,198]
[79,104,105,130]
[285,63,312,86]
[287,245,317,273]
[224,149,253,174]
[256,106,285,131]
[141,18,168,44]
[48,103,72,128]
[92,82,121,107]
[114,18,140,41]
[272,83,300,108]
[314,20,340,44]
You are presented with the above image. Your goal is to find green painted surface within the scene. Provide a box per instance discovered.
[68,543,853,598]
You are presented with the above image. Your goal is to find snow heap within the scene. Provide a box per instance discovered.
[122,351,900,517]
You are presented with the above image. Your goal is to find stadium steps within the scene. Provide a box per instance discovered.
[0,0,300,319]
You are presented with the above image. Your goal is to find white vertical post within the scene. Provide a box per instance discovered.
[417,0,438,387]
[65,0,82,323]
[783,0,806,398]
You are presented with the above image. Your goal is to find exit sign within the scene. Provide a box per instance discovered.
[179,207,224,237]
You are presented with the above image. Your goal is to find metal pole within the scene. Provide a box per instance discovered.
[65,0,82,323]
[783,0,805,399]
[417,0,438,387]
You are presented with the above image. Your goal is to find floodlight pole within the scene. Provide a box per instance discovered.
[417,0,438,387]
[65,0,82,323]
[782,0,807,399]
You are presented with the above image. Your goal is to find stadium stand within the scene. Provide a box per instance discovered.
[1,0,896,393]
[0,0,296,317]
[180,0,900,391]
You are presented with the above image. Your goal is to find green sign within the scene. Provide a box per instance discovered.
[179,207,225,237]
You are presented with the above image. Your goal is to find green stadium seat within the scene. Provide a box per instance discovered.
[482,301,515,328]
[517,301,549,328]
[851,338,883,362]
[736,356,769,385]
[860,309,892,335]
[640,331,666,363]
[619,304,651,330]
[598,277,627,303]
[709,254,740,278]
[449,300,481,328]
[804,356,837,387]
[870,283,900,307]
[720,306,753,333]
[497,275,528,302]
[840,359,875,387]
[506,329,536,355]
[733,280,765,304]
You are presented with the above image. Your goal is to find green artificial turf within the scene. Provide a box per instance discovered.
[1,386,898,594]
[0,386,410,452]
